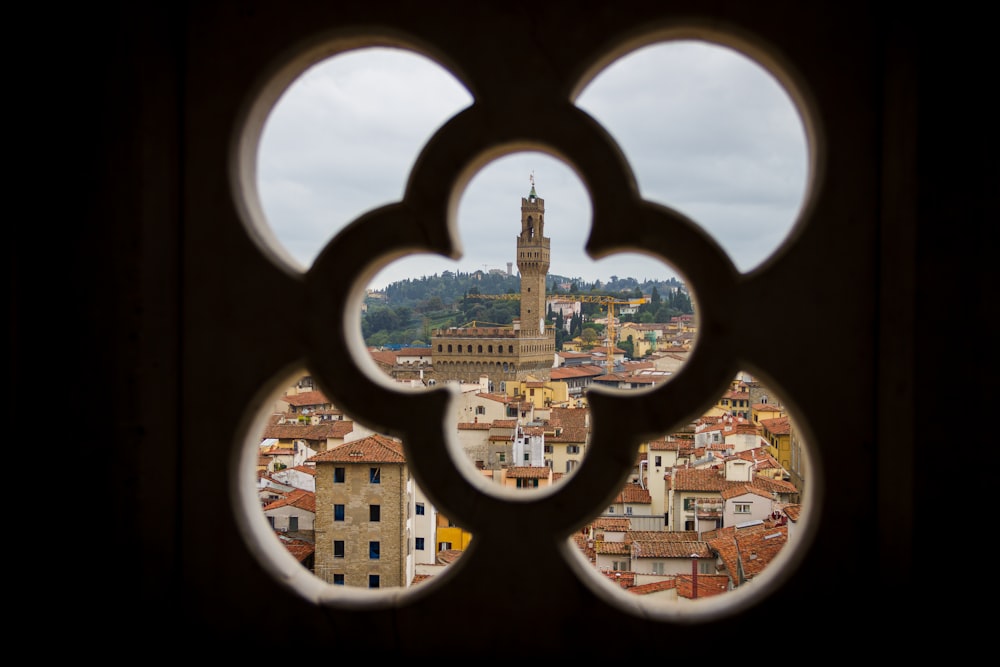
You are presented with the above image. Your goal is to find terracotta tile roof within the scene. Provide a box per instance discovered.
[627,579,677,595]
[705,520,787,587]
[647,438,684,451]
[591,517,629,533]
[670,467,733,492]
[492,419,517,428]
[782,504,802,521]
[759,416,791,435]
[631,540,712,559]
[570,533,595,562]
[307,434,405,463]
[735,525,787,579]
[261,419,354,440]
[750,475,798,494]
[602,570,635,588]
[730,448,782,470]
[368,350,398,366]
[506,466,550,478]
[615,483,651,504]
[595,541,631,555]
[262,488,316,513]
[669,466,798,496]
[280,390,331,407]
[396,347,433,357]
[626,530,700,542]
[477,392,512,403]
[436,549,464,565]
[277,536,315,564]
[547,426,587,443]
[457,422,492,430]
[675,573,730,599]
[288,465,316,476]
[550,365,605,379]
[720,485,774,501]
[548,407,588,429]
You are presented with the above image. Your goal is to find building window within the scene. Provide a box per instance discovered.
[625,506,633,516]
[370,467,381,484]
[334,540,345,559]
[333,573,345,586]
[735,503,751,514]
[369,541,380,559]
[652,562,665,575]
[475,406,485,415]
[370,504,380,521]
[288,516,298,531]
[684,498,695,510]
[654,455,662,466]
[516,478,539,488]
[415,537,425,550]
[608,506,615,514]
[334,467,345,483]
[438,542,452,551]
[368,575,380,589]
[498,453,506,462]
[567,445,580,454]
[334,504,345,521]
[523,452,530,462]
[415,502,425,515]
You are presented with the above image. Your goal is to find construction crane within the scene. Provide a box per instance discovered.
[467,292,647,374]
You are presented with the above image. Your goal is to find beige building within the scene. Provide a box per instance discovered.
[310,434,413,589]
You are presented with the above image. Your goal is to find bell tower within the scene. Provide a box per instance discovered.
[517,174,550,335]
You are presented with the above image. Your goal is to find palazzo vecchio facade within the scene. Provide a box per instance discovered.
[431,181,556,388]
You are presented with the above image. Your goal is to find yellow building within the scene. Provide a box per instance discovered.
[760,416,792,471]
[504,376,569,408]
[705,378,752,419]
[435,513,473,552]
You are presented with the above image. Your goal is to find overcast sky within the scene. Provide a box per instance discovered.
[257,41,808,290]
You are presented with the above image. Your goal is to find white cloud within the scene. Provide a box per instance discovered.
[257,41,808,289]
